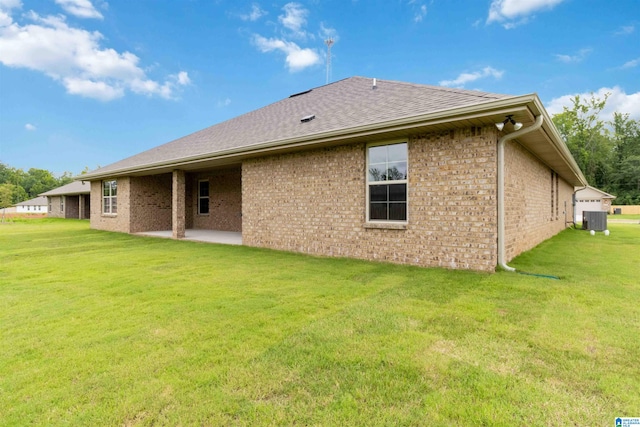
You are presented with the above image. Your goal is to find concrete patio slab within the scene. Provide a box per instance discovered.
[135,229,242,245]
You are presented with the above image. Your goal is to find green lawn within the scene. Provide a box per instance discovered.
[610,213,640,220]
[1,219,639,426]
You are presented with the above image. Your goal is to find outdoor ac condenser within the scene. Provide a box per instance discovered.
[582,211,608,231]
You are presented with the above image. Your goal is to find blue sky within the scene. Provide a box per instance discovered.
[1,0,639,175]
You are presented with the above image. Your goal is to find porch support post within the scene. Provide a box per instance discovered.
[172,169,186,239]
[78,195,83,219]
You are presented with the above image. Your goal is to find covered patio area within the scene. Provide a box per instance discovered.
[135,229,242,245]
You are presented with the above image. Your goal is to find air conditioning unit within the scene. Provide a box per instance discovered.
[582,211,607,231]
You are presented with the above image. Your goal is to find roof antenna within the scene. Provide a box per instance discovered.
[325,38,334,85]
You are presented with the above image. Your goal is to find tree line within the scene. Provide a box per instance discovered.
[552,94,640,205]
[0,163,78,209]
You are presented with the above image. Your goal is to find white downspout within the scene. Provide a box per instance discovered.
[497,114,544,272]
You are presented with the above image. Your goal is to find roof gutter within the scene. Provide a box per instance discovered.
[497,114,544,272]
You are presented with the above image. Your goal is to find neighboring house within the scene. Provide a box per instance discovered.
[574,186,616,222]
[14,196,48,214]
[80,77,587,272]
[40,181,91,219]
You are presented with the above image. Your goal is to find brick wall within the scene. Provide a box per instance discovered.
[242,126,499,271]
[90,178,131,233]
[65,195,79,219]
[190,168,242,232]
[504,140,574,261]
[130,174,172,233]
[90,171,242,234]
[47,196,63,218]
[81,195,91,219]
[47,195,90,219]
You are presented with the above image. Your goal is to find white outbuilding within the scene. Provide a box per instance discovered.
[574,186,616,222]
[14,196,49,214]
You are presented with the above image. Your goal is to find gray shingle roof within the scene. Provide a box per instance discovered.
[40,180,90,196]
[15,196,48,206]
[87,76,514,177]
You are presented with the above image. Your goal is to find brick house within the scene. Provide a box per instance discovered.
[80,77,586,272]
[40,181,91,219]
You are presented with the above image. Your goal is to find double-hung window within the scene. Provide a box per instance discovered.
[102,180,117,214]
[198,180,209,215]
[60,196,65,212]
[367,142,408,222]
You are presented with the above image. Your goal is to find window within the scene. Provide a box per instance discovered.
[61,196,65,212]
[367,142,408,222]
[198,180,209,215]
[49,198,52,212]
[103,180,117,214]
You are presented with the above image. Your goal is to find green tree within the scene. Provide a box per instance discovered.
[58,171,75,186]
[610,113,640,204]
[0,183,14,208]
[552,93,613,189]
[23,168,58,198]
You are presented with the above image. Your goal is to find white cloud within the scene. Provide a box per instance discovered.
[217,98,231,108]
[555,48,591,63]
[55,0,103,19]
[546,87,640,121]
[621,57,640,69]
[319,22,338,42]
[0,0,21,9]
[250,3,329,73]
[173,71,191,85]
[64,76,123,100]
[614,24,635,36]
[487,0,565,28]
[279,2,309,38]
[253,34,320,72]
[0,0,20,26]
[439,66,504,87]
[414,4,427,22]
[240,3,266,22]
[0,6,188,101]
[25,123,36,131]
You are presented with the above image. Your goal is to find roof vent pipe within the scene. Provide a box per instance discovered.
[497,114,544,272]
[372,78,377,89]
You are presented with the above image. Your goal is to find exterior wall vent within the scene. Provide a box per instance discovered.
[290,89,312,98]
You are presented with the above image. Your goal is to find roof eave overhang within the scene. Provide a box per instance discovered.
[526,96,587,186]
[79,94,587,186]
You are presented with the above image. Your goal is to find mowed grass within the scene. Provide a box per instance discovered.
[1,219,638,426]
[611,213,640,220]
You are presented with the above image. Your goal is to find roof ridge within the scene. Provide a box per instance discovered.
[351,76,512,99]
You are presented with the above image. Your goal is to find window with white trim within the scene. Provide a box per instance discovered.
[198,180,209,215]
[102,180,117,214]
[367,142,408,222]
[61,196,65,212]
